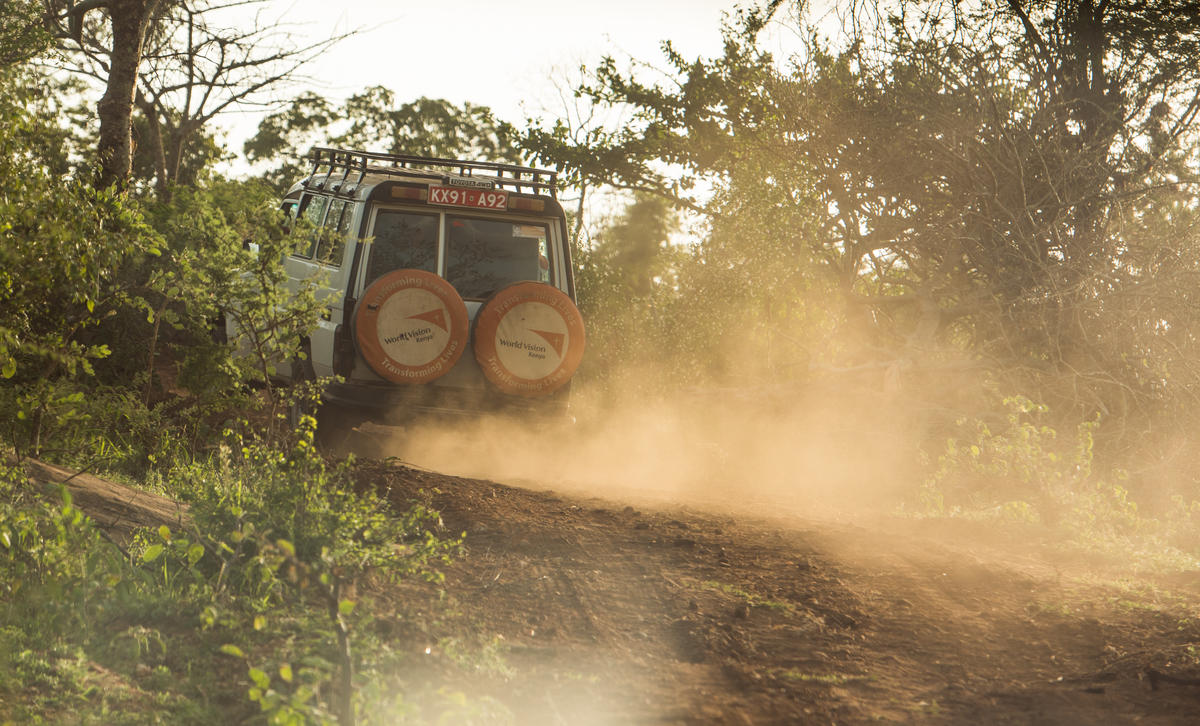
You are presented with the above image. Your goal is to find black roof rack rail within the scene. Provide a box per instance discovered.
[302,147,558,198]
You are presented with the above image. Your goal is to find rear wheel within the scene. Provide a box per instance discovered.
[286,343,368,454]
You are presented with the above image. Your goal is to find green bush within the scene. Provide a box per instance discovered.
[0,62,326,464]
[0,427,461,724]
[919,396,1200,568]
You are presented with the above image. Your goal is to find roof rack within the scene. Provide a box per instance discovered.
[302,147,558,198]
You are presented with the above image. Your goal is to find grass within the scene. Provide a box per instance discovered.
[769,668,874,685]
[701,580,800,615]
[0,428,470,725]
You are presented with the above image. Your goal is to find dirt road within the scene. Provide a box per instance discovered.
[359,460,1200,725]
[30,451,1200,724]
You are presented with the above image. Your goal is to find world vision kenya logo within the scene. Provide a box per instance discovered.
[381,309,448,346]
[530,329,565,357]
[407,308,448,331]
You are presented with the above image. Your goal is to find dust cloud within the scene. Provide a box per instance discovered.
[363,377,927,521]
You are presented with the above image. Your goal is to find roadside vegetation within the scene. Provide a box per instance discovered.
[0,7,463,724]
[4,0,1200,723]
[517,1,1200,565]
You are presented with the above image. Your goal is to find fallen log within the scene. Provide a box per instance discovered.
[22,458,189,545]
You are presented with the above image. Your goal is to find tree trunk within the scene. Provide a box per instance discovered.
[136,92,170,198]
[166,118,198,187]
[95,0,160,189]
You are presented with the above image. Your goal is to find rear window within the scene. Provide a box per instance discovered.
[365,210,439,285]
[445,216,550,299]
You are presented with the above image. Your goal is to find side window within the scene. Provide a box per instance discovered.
[364,210,439,285]
[265,199,299,253]
[316,199,353,267]
[293,194,329,259]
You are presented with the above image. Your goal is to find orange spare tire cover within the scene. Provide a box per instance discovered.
[473,281,586,397]
[354,269,469,384]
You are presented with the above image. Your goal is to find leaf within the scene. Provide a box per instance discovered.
[220,644,245,658]
[338,599,356,616]
[248,667,270,689]
[278,663,293,683]
[275,538,295,557]
[158,525,171,542]
[141,544,164,563]
[1,358,15,378]
[187,543,205,565]
[253,615,266,631]
[0,530,10,548]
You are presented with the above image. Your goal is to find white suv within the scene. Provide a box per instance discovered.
[240,148,585,432]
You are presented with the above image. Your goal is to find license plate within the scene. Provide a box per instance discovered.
[428,185,508,210]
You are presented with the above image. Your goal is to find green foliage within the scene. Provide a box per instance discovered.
[213,212,326,421]
[0,381,192,478]
[0,82,168,455]
[0,470,118,643]
[571,184,834,395]
[245,90,522,191]
[182,430,460,724]
[919,396,1200,567]
[0,138,159,386]
[0,16,469,725]
[130,110,227,190]
[584,193,678,298]
[243,91,335,189]
[571,194,691,389]
[136,177,327,418]
[921,397,1125,526]
[0,431,462,724]
[0,62,325,460]
[0,1,51,67]
[178,427,457,596]
[0,169,323,460]
[530,1,1200,503]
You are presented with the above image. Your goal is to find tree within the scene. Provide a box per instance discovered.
[587,193,677,297]
[523,0,1200,488]
[0,16,324,456]
[245,89,523,190]
[44,0,164,188]
[533,2,1200,377]
[0,60,166,452]
[59,0,348,195]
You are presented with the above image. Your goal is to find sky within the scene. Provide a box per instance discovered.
[216,0,754,151]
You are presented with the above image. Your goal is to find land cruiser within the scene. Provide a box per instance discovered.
[236,147,585,436]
